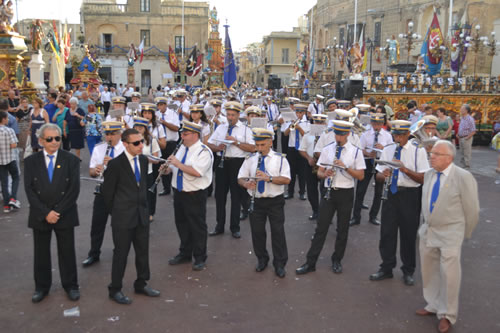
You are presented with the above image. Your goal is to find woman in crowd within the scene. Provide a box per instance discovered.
[188,105,211,144]
[52,98,71,150]
[82,103,103,155]
[15,96,33,158]
[436,107,453,140]
[29,97,49,153]
[64,97,86,158]
[133,117,161,222]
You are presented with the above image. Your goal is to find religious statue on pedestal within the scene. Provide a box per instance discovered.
[0,0,14,33]
[388,35,400,65]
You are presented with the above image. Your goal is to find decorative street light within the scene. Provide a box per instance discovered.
[399,21,421,67]
[366,37,376,74]
[483,31,500,74]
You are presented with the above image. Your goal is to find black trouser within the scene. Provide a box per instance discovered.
[62,135,70,151]
[161,141,177,193]
[88,193,110,259]
[0,160,19,206]
[378,187,421,275]
[305,163,320,214]
[281,132,288,155]
[147,171,156,216]
[272,129,278,150]
[241,191,250,214]
[214,157,245,233]
[103,101,110,118]
[249,195,288,268]
[173,188,208,263]
[352,159,383,221]
[306,188,354,264]
[286,147,306,196]
[33,228,78,292]
[109,224,150,295]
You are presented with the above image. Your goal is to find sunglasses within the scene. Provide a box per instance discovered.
[127,139,144,146]
[44,136,61,142]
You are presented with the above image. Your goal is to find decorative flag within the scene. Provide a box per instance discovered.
[193,53,204,76]
[168,45,178,72]
[138,37,145,64]
[308,42,315,76]
[223,25,237,89]
[186,45,197,76]
[450,8,468,77]
[420,11,444,76]
[359,25,368,71]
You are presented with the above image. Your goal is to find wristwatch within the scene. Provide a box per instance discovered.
[236,141,241,146]
[268,176,273,183]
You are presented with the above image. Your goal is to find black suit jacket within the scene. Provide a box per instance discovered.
[24,150,80,230]
[102,152,149,229]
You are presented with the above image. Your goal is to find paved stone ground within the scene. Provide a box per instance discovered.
[0,146,498,332]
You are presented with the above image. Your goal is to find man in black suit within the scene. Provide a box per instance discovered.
[102,128,160,305]
[24,123,81,303]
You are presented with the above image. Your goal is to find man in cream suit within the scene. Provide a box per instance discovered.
[416,140,479,333]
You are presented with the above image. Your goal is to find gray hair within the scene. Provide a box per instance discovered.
[69,97,79,105]
[462,104,471,114]
[38,123,62,138]
[434,139,456,158]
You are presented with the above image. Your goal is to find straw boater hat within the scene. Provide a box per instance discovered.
[133,116,149,127]
[112,96,127,105]
[332,120,354,135]
[335,109,353,121]
[370,113,385,123]
[294,103,308,112]
[391,120,412,134]
[312,114,328,122]
[189,104,205,112]
[422,115,438,125]
[154,97,168,105]
[102,121,123,132]
[252,128,274,141]
[181,120,202,134]
[325,98,337,107]
[224,101,243,113]
[140,103,157,112]
[210,99,223,107]
[131,92,142,99]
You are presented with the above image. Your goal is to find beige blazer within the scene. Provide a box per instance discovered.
[419,163,480,248]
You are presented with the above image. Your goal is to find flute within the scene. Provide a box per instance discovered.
[94,141,112,194]
[381,143,400,201]
[248,152,263,214]
[148,140,183,193]
[324,143,341,200]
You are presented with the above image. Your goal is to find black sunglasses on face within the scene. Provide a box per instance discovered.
[128,139,144,146]
[44,136,61,142]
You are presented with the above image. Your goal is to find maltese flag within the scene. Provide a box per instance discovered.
[138,38,145,63]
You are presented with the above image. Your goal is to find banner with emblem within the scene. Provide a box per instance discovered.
[168,45,179,72]
[223,25,237,89]
[420,11,444,76]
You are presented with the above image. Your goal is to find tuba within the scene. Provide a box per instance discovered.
[349,108,366,136]
[410,119,433,147]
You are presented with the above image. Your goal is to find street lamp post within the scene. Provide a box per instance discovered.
[366,37,375,74]
[483,31,500,74]
[399,21,421,70]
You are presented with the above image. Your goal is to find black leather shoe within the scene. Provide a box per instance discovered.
[349,218,360,226]
[158,190,170,196]
[308,212,318,220]
[332,261,343,274]
[295,263,316,275]
[275,267,286,278]
[209,229,224,236]
[361,204,369,209]
[369,218,381,225]
[67,289,80,301]
[232,231,241,239]
[403,274,415,286]
[135,286,160,297]
[168,254,192,265]
[109,291,132,304]
[32,290,48,303]
[239,212,248,220]
[369,270,394,281]
[284,193,293,199]
[255,261,268,272]
[82,256,99,267]
[299,194,307,200]
[192,262,206,271]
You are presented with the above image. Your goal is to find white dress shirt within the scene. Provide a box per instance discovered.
[360,128,393,154]
[376,141,430,187]
[149,124,166,140]
[123,149,140,176]
[425,163,452,211]
[314,130,359,153]
[308,102,324,115]
[237,150,291,198]
[171,140,213,192]
[90,141,125,168]
[261,103,279,122]
[208,120,255,158]
[142,137,161,174]
[180,100,191,121]
[281,115,310,148]
[43,149,58,168]
[156,109,180,142]
[299,132,319,157]
[101,91,111,103]
[317,141,366,189]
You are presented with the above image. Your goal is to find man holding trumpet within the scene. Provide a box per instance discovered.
[238,128,291,278]
[82,121,124,267]
[164,121,213,271]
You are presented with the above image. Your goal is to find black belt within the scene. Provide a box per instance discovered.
[396,186,420,192]
[256,194,284,200]
[224,157,244,160]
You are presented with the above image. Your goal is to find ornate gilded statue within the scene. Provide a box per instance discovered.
[0,0,15,33]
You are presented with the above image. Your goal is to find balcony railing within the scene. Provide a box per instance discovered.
[81,4,127,14]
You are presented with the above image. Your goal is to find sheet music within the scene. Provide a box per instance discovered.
[281,112,297,122]
[250,118,268,129]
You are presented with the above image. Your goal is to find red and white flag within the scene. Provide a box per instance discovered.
[138,38,145,63]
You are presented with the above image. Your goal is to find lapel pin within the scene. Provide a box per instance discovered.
[57,165,61,168]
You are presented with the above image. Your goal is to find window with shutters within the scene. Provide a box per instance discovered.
[140,30,150,47]
[374,22,382,47]
[339,28,345,46]
[140,0,150,12]
[281,48,289,64]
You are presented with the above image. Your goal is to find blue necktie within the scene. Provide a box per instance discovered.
[177,147,189,191]
[390,146,402,194]
[257,155,266,193]
[109,146,114,158]
[47,155,54,182]
[295,129,300,149]
[228,125,234,136]
[161,114,167,139]
[134,156,141,184]
[268,105,273,121]
[430,172,442,213]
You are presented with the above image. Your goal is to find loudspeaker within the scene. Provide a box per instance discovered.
[335,79,363,100]
[267,76,281,90]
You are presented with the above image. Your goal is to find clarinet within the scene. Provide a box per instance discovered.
[381,142,400,200]
[248,152,263,214]
[148,139,184,193]
[324,143,340,200]
[372,130,379,176]
[218,125,232,168]
[94,141,112,194]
